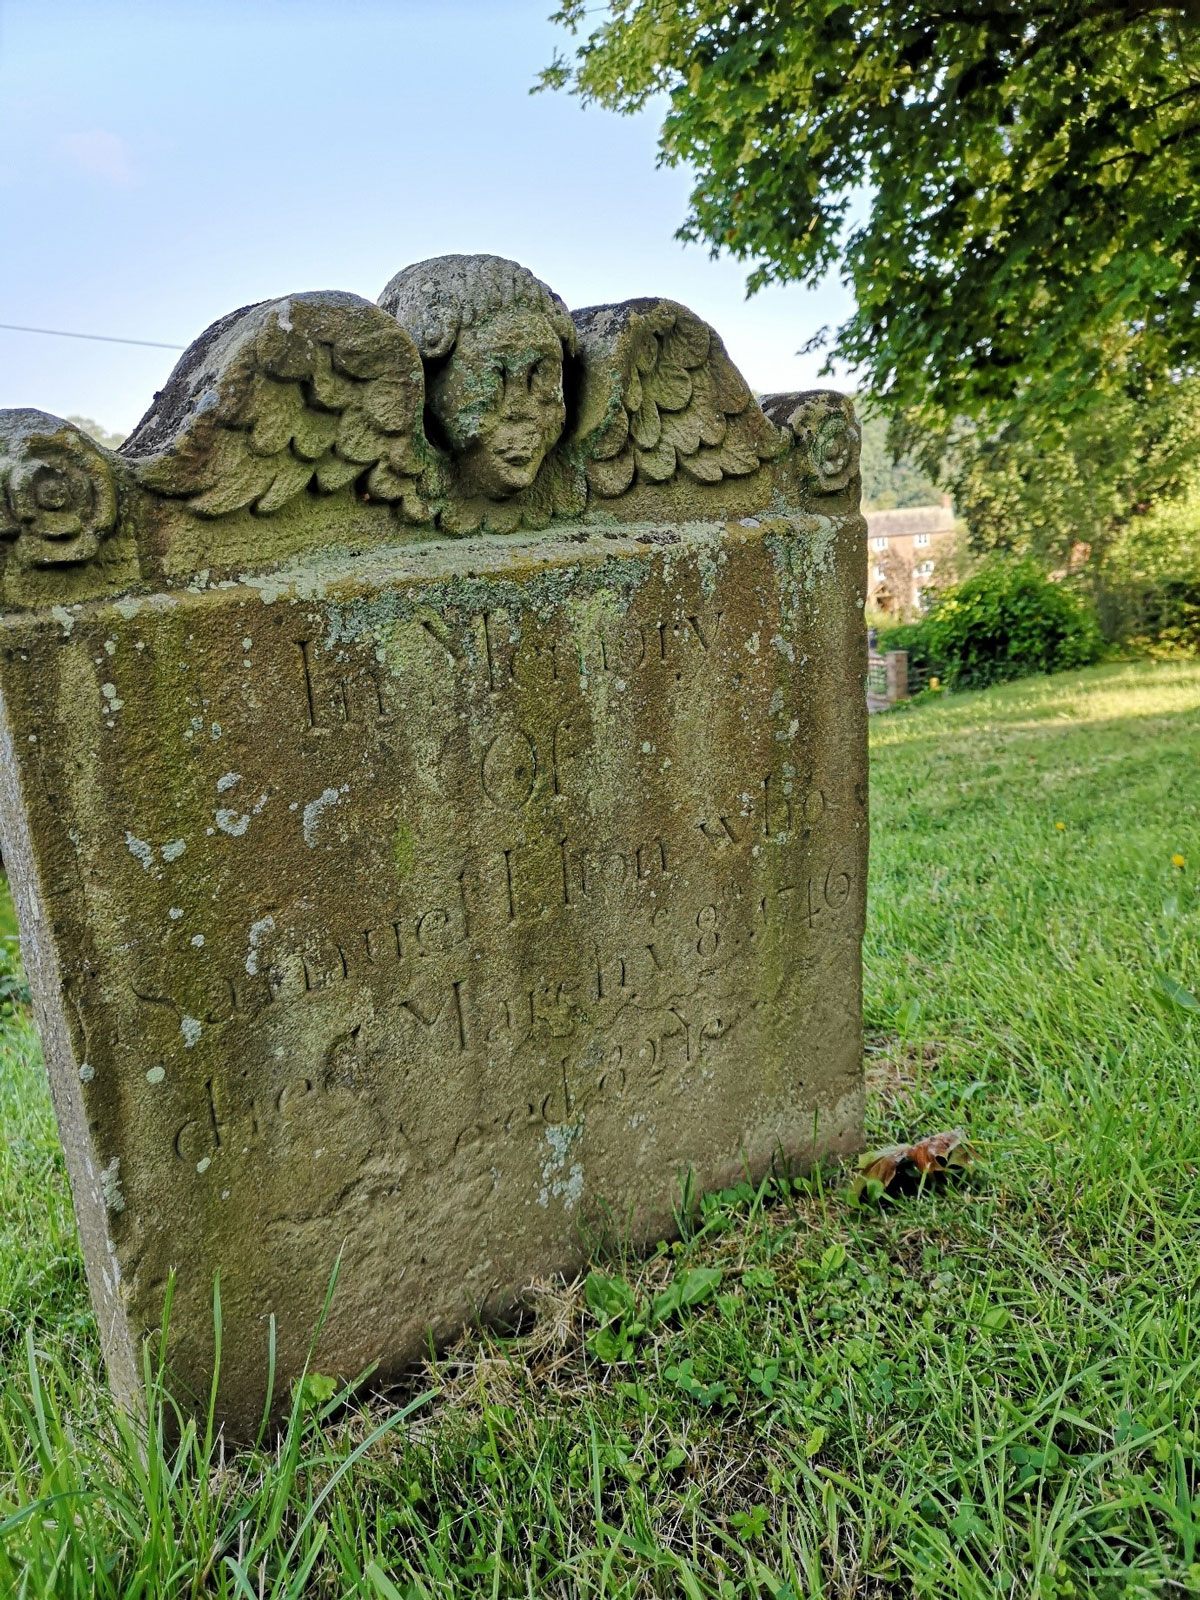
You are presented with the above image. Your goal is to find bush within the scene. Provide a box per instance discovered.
[874,619,943,680]
[919,559,1102,690]
[1094,577,1200,656]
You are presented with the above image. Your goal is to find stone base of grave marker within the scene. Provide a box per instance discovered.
[0,258,866,1434]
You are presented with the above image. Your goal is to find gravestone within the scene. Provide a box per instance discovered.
[0,256,866,1434]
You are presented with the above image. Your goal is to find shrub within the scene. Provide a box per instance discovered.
[920,559,1102,690]
[1095,577,1200,656]
[874,619,943,680]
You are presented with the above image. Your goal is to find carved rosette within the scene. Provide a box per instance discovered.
[0,262,862,599]
[0,412,118,567]
[761,391,861,495]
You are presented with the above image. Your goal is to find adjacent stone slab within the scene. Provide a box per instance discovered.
[0,256,866,1433]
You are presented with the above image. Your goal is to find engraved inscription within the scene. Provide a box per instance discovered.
[482,730,538,808]
[159,834,857,1184]
[291,596,731,742]
[0,255,866,1440]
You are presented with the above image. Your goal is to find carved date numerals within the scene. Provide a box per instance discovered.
[762,861,854,929]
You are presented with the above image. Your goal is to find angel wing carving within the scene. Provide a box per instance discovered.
[571,298,788,498]
[122,291,430,522]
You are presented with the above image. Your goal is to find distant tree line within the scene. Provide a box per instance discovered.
[857,409,941,511]
[67,417,126,450]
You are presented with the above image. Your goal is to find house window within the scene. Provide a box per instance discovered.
[914,533,930,547]
[873,564,886,581]
[872,536,888,550]
[917,560,934,577]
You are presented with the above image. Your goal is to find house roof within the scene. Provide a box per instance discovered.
[864,504,956,537]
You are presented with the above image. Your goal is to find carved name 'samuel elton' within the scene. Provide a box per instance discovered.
[0,255,867,1432]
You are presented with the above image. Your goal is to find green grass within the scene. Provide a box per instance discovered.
[2,659,1200,1598]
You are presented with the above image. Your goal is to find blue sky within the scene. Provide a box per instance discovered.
[0,0,853,435]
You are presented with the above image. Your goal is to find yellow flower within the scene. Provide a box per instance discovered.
[1172,853,1186,869]
[1055,821,1066,831]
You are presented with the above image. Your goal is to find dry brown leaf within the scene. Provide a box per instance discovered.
[849,1128,972,1205]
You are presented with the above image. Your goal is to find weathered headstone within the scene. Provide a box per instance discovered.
[0,257,866,1433]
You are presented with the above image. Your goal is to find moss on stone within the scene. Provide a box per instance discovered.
[392,820,416,880]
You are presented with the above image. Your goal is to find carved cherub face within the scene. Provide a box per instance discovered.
[427,306,567,500]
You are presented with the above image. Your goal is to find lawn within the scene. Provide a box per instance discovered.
[2,659,1199,1599]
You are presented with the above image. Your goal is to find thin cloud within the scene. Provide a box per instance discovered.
[60,130,137,186]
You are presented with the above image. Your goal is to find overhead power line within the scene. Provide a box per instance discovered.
[0,321,185,351]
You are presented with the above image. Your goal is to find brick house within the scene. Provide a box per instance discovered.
[865,498,957,615]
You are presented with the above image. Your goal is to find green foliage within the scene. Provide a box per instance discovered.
[878,562,1105,689]
[4,660,1200,1595]
[930,382,1200,655]
[857,407,940,510]
[545,3,1200,444]
[291,1370,340,1412]
[584,1265,724,1361]
[948,380,1200,576]
[875,618,943,681]
[0,936,30,1014]
[1091,482,1200,650]
[1097,577,1200,656]
[1105,478,1200,586]
[64,416,126,451]
[920,559,1102,689]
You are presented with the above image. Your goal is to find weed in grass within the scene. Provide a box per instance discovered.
[0,660,1198,1597]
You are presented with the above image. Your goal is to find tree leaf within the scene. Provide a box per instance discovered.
[849,1128,972,1205]
[1154,969,1200,1013]
[546,2,1200,458]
